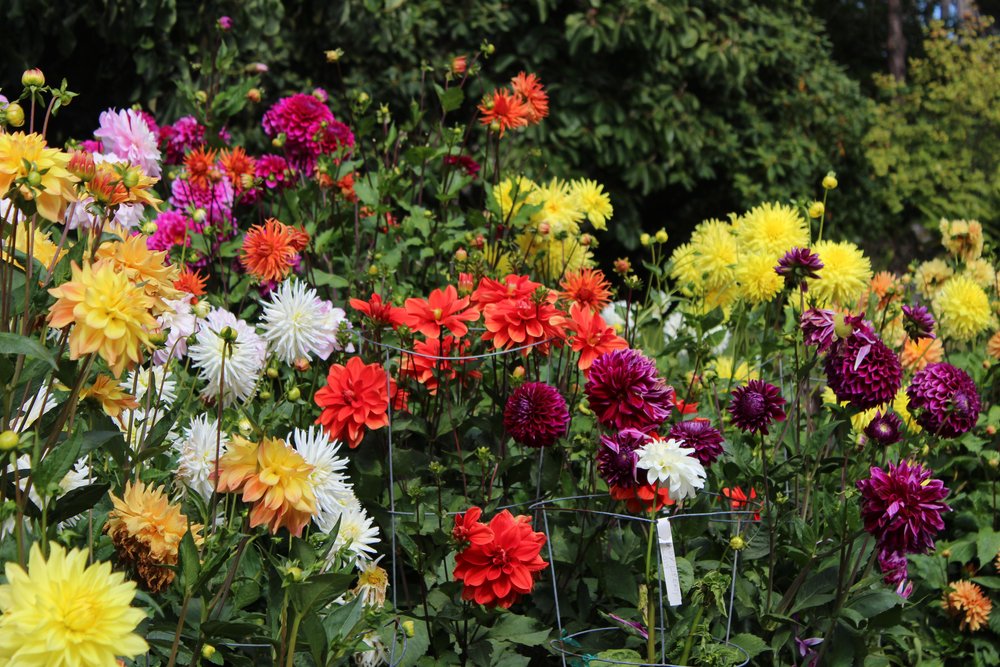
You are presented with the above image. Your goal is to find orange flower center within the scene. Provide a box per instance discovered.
[432,308,443,321]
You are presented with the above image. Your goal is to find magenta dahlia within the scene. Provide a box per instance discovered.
[824,325,902,410]
[901,304,936,340]
[584,349,674,432]
[256,154,293,190]
[503,382,570,448]
[596,428,648,489]
[906,362,981,438]
[775,247,823,290]
[800,308,836,352]
[147,210,192,252]
[856,460,950,555]
[261,94,354,173]
[159,116,206,165]
[728,380,786,435]
[667,419,725,466]
[863,411,903,446]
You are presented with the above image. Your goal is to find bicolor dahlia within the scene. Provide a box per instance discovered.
[503,382,570,448]
[0,132,77,222]
[824,325,902,410]
[315,357,394,448]
[635,437,706,501]
[585,349,674,432]
[668,419,725,466]
[728,380,786,435]
[857,460,950,555]
[0,543,149,666]
[901,304,936,340]
[863,411,903,446]
[566,303,628,370]
[188,307,267,406]
[906,362,981,438]
[943,581,992,632]
[775,247,823,290]
[453,510,548,608]
[596,428,648,489]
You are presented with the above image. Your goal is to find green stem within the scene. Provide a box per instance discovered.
[285,612,303,667]
[644,485,659,663]
[679,605,704,666]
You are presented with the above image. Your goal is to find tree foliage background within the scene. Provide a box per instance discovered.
[2,0,998,258]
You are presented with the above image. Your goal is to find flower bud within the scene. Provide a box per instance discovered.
[640,233,651,247]
[246,88,261,103]
[201,645,217,659]
[258,390,272,400]
[286,387,301,402]
[579,234,594,247]
[357,91,370,105]
[266,366,279,379]
[21,68,45,88]
[822,172,838,190]
[272,133,286,148]
[68,151,96,181]
[26,170,42,187]
[402,620,415,637]
[121,167,141,189]
[989,456,999,469]
[193,301,211,318]
[941,548,951,559]
[655,229,668,243]
[195,90,208,104]
[293,357,311,372]
[141,221,158,236]
[808,201,825,219]
[451,56,468,76]
[325,49,344,63]
[149,331,168,347]
[0,430,20,451]
[285,565,304,581]
[238,418,253,435]
[472,234,485,250]
[454,248,468,262]
[729,536,746,551]
[537,222,550,235]
[986,424,997,436]
[613,258,631,275]
[192,208,207,223]
[512,366,525,379]
[219,326,238,343]
[368,265,379,277]
[217,16,233,31]
[4,102,25,128]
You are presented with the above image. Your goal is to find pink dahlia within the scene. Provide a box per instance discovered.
[256,154,293,190]
[800,308,837,352]
[906,362,981,438]
[667,419,725,466]
[596,428,647,489]
[824,325,902,410]
[584,349,674,432]
[857,460,949,555]
[159,116,206,165]
[261,93,354,174]
[503,382,570,448]
[94,108,162,177]
[728,380,786,435]
[147,210,192,251]
[170,177,234,230]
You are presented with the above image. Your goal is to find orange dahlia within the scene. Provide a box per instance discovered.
[81,374,139,420]
[901,336,944,372]
[472,274,542,307]
[315,356,395,448]
[478,89,530,137]
[481,290,565,355]
[567,303,627,370]
[400,336,480,394]
[183,146,218,189]
[215,435,261,494]
[943,580,992,632]
[560,268,612,312]
[173,268,208,301]
[218,146,256,190]
[402,284,480,338]
[510,72,549,123]
[240,218,299,282]
[96,232,182,312]
[987,331,1000,360]
[244,437,317,536]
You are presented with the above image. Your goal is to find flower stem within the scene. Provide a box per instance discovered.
[644,485,659,663]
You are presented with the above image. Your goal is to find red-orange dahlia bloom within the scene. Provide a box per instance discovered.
[400,336,480,394]
[173,268,207,302]
[560,268,612,312]
[453,509,548,608]
[610,483,675,513]
[510,72,549,123]
[472,274,542,307]
[481,292,565,354]
[721,486,761,521]
[478,89,530,137]
[350,293,406,329]
[402,285,480,338]
[183,146,219,189]
[240,218,299,282]
[567,303,627,370]
[218,146,256,190]
[452,507,494,546]
[314,356,395,448]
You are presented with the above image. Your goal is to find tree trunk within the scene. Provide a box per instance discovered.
[888,0,907,82]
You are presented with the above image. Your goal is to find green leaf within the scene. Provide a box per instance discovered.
[487,613,550,647]
[728,633,770,660]
[845,589,900,619]
[436,86,464,113]
[976,529,1000,563]
[32,433,82,493]
[47,483,109,524]
[288,572,354,615]
[179,530,200,593]
[0,332,57,369]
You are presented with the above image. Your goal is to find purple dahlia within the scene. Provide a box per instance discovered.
[667,419,725,466]
[503,382,569,448]
[864,411,903,446]
[596,428,648,489]
[584,349,674,432]
[728,380,786,435]
[901,304,936,340]
[775,247,823,290]
[906,362,980,438]
[856,460,950,555]
[824,325,902,410]
[877,549,908,586]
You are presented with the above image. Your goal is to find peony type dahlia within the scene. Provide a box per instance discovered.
[314,357,394,448]
[824,324,902,411]
[584,349,674,432]
[503,382,570,448]
[728,380,786,435]
[906,362,981,438]
[857,460,950,555]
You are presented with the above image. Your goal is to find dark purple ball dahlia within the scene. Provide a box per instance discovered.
[596,428,648,489]
[864,411,903,446]
[906,362,981,438]
[856,460,950,555]
[901,304,936,340]
[728,380,786,435]
[824,327,902,410]
[503,382,570,448]
[775,247,823,290]
[668,419,725,466]
[584,349,674,432]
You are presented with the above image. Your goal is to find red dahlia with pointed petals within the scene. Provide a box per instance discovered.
[452,507,494,546]
[314,357,395,448]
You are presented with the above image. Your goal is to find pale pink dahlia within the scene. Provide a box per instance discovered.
[94,108,162,177]
[906,362,980,438]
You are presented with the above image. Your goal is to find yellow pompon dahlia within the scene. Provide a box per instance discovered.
[493,176,537,220]
[669,243,705,295]
[106,481,203,593]
[47,261,158,377]
[939,219,984,262]
[806,240,872,307]
[95,233,181,313]
[242,437,317,537]
[570,179,613,230]
[901,337,944,372]
[913,259,953,299]
[962,258,997,291]
[933,275,993,341]
[943,580,992,632]
[0,132,77,222]
[893,389,921,434]
[734,202,809,258]
[690,219,738,290]
[0,542,148,665]
[81,373,139,420]
[735,253,784,305]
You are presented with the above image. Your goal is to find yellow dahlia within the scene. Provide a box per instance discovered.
[47,261,158,377]
[215,435,262,493]
[734,202,809,258]
[95,233,181,313]
[806,240,872,307]
[962,258,996,291]
[0,132,77,222]
[893,389,921,434]
[107,481,203,593]
[933,275,993,341]
[736,252,784,305]
[707,356,758,383]
[913,259,953,299]
[3,224,66,273]
[901,337,944,372]
[939,218,984,262]
[571,178,613,230]
[0,542,148,665]
[669,243,705,295]
[690,219,738,290]
[529,178,583,232]
[518,231,593,282]
[943,580,992,632]
[493,176,537,220]
[81,373,139,420]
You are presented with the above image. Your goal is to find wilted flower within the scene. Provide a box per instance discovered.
[901,304,936,340]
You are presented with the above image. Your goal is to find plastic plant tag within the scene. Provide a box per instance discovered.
[657,516,682,606]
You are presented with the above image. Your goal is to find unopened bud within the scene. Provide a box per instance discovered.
[258,390,272,400]
[729,536,746,551]
[195,90,208,104]
[989,456,999,469]
[402,620,415,637]
[822,173,838,190]
[192,208,207,223]
[537,223,550,235]
[246,88,261,103]
[614,258,631,275]
[512,366,525,379]
[451,56,468,76]
[808,202,825,219]
[640,233,651,247]
[454,248,468,262]
[193,301,211,318]
[26,170,42,187]
[285,566,304,581]
[986,425,997,436]
[238,418,253,435]
[655,229,668,244]
[368,265,379,276]
[4,102,25,128]
[219,326,238,343]
[293,357,311,372]
[579,234,594,247]
[325,49,344,63]
[286,387,301,402]
[141,221,158,235]
[201,644,217,659]
[0,430,20,451]
[356,91,370,105]
[149,331,169,347]
[941,548,951,558]
[21,68,45,88]
[266,366,279,379]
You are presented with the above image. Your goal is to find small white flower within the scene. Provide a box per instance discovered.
[189,308,266,406]
[330,503,381,565]
[635,437,706,501]
[260,280,333,364]
[288,426,354,524]
[122,365,177,407]
[173,414,228,500]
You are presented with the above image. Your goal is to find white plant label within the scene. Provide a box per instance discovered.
[657,516,682,606]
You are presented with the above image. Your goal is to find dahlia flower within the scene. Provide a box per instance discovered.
[95,232,182,312]
[478,89,530,136]
[877,549,908,586]
[806,240,873,307]
[289,426,353,528]
[668,419,725,466]
[736,253,784,304]
[943,580,992,632]
[570,179,612,230]
[350,293,406,329]
[256,153,293,189]
[728,380,786,435]
[635,437,706,501]
[734,202,809,259]
[906,362,981,438]
[453,507,494,546]
[585,349,674,432]
[262,93,353,172]
[94,108,161,177]
[472,274,542,306]
[900,336,943,373]
[939,218,984,262]
[856,460,950,555]
[824,324,902,410]
[402,284,479,338]
[481,291,565,354]
[331,504,381,563]
[261,280,341,363]
[0,132,77,222]
[503,382,570,448]
[901,304,936,340]
[154,295,199,364]
[159,116,206,164]
[315,356,394,448]
[241,218,300,283]
[775,247,823,290]
[560,268,612,312]
[399,336,477,394]
[0,543,148,666]
[566,303,627,370]
[933,275,993,341]
[596,428,648,489]
[188,307,267,406]
[170,176,234,228]
[510,72,549,123]
[173,414,228,500]
[453,510,548,608]
[863,411,903,446]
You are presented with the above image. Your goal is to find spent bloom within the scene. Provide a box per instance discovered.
[635,436,707,501]
[584,349,674,432]
[502,382,570,449]
[856,460,950,555]
[906,362,981,438]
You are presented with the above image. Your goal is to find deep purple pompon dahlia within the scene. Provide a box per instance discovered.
[503,382,570,448]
